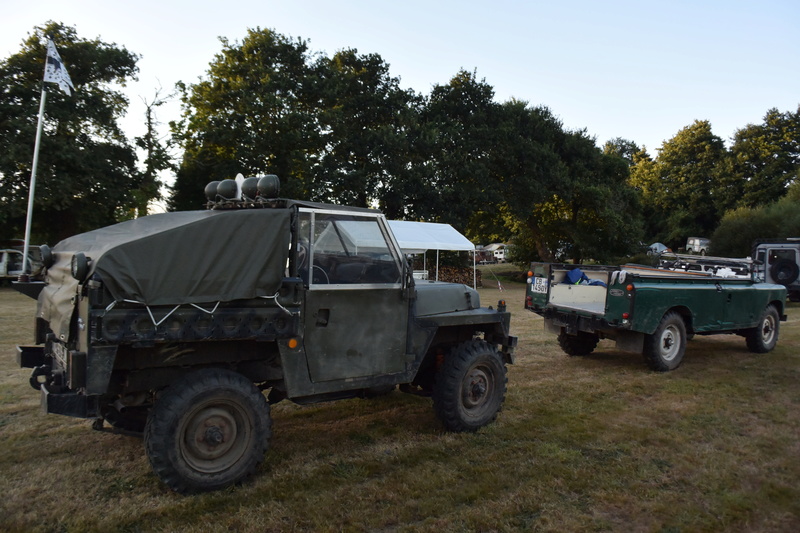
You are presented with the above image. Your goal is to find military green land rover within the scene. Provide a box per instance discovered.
[14,175,516,493]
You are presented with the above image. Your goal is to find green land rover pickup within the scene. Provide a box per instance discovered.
[525,261,786,371]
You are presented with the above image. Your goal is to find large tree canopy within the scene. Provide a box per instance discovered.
[170,28,419,212]
[0,22,141,244]
[169,33,648,261]
[170,28,322,210]
[726,107,800,209]
[630,111,800,251]
[629,120,726,246]
[315,49,419,213]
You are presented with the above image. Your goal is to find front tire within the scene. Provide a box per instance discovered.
[557,330,599,356]
[745,304,780,353]
[643,312,687,371]
[144,368,272,493]
[432,340,507,432]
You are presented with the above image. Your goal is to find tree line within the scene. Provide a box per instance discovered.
[1,23,798,261]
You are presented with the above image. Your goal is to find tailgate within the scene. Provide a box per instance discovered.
[525,263,552,310]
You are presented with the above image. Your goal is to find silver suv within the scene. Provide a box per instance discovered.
[753,239,800,301]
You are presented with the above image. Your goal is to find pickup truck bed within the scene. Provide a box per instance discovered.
[525,262,787,371]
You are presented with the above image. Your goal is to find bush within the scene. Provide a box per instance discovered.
[713,194,800,257]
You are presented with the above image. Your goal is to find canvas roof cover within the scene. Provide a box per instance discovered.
[387,220,474,254]
[38,209,291,339]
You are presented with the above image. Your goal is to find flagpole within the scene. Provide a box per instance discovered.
[21,87,47,276]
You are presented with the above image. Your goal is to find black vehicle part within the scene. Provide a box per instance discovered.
[257,174,280,198]
[101,404,149,433]
[643,311,687,372]
[204,181,221,201]
[557,330,600,356]
[432,340,507,432]
[40,244,54,269]
[770,259,799,286]
[29,365,51,390]
[144,368,272,493]
[71,252,89,281]
[745,304,780,353]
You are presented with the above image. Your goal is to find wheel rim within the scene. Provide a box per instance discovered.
[179,400,252,474]
[461,364,495,416]
[659,324,681,362]
[761,314,776,345]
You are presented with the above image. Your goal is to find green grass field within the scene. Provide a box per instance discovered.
[1,280,799,532]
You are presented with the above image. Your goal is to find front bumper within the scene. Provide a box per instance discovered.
[19,344,99,419]
[40,384,99,418]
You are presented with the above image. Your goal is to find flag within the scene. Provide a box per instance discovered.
[43,39,74,96]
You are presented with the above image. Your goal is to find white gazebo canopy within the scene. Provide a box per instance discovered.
[388,220,476,287]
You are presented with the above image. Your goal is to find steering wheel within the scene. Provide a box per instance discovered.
[311,265,330,284]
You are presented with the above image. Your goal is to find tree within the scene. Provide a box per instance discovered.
[419,70,500,230]
[313,49,419,213]
[169,28,322,210]
[725,107,800,209]
[603,137,641,166]
[513,128,643,263]
[0,22,141,244]
[130,89,174,218]
[629,120,725,247]
[711,183,800,257]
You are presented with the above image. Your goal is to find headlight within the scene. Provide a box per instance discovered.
[71,252,89,281]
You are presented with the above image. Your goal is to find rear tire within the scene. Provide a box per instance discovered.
[643,312,686,371]
[144,368,272,493]
[745,304,780,353]
[557,330,599,356]
[433,340,507,432]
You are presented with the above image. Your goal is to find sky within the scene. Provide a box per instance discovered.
[3,0,799,159]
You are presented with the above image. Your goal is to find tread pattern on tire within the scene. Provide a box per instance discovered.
[643,311,687,372]
[432,339,508,433]
[745,304,780,354]
[144,368,272,493]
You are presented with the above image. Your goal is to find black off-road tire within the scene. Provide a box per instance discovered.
[144,368,272,493]
[643,311,687,372]
[745,304,780,353]
[557,330,600,356]
[432,340,507,432]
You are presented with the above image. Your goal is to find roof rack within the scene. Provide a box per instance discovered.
[657,252,752,278]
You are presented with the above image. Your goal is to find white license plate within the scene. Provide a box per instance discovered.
[531,277,548,294]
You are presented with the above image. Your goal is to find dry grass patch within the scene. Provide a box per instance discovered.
[1,284,799,532]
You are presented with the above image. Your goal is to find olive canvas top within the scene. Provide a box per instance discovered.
[38,209,292,338]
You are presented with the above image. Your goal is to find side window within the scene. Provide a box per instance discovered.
[769,249,795,264]
[310,213,401,285]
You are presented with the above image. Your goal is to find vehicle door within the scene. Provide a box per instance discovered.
[299,209,411,382]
